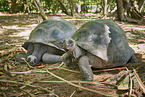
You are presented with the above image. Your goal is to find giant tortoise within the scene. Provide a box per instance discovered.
[62,19,137,81]
[16,16,77,66]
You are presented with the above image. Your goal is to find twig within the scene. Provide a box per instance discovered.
[1,91,6,97]
[133,69,145,94]
[58,62,64,68]
[126,67,133,97]
[59,67,80,73]
[10,70,47,74]
[19,88,36,97]
[46,70,118,97]
[70,90,76,97]
[93,67,126,73]
[34,0,48,20]
[35,80,104,86]
[36,80,117,89]
[47,67,80,73]
[21,57,34,69]
[3,64,12,77]
[10,67,80,74]
[0,80,59,97]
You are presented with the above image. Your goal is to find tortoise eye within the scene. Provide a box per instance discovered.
[68,39,74,45]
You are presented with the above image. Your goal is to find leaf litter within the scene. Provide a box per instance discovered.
[0,13,145,97]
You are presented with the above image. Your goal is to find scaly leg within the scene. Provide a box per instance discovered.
[78,56,93,81]
[42,53,62,64]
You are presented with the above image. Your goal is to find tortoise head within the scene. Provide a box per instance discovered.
[63,39,76,51]
[27,55,38,66]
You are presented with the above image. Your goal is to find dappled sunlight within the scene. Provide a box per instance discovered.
[1,23,38,40]
[130,44,145,54]
[123,26,145,31]
[0,14,40,27]
[133,27,145,31]
[9,30,31,39]
[7,24,38,39]
[115,21,145,47]
[117,22,145,31]
[130,44,145,63]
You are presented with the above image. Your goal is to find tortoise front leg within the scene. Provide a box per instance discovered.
[42,53,62,64]
[78,56,93,81]
[61,51,73,66]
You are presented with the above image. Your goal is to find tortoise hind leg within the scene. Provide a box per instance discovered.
[78,56,93,81]
[127,55,138,63]
[42,53,62,64]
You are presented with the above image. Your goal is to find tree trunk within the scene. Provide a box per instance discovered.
[56,0,70,15]
[81,0,88,15]
[123,0,143,19]
[116,0,144,23]
[116,0,124,20]
[103,0,108,16]
[34,0,48,20]
[138,0,145,12]
[20,0,27,12]
[11,0,17,13]
[68,0,74,16]
[101,0,108,16]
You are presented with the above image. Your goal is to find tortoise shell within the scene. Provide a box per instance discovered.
[23,16,77,51]
[72,19,134,66]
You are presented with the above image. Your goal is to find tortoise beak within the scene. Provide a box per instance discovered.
[27,55,38,66]
[63,39,75,51]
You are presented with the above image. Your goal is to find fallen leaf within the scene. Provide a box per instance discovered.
[118,83,129,90]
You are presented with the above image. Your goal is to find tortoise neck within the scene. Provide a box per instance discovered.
[72,45,85,59]
[31,44,47,61]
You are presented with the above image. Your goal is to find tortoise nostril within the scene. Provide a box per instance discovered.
[34,58,37,63]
